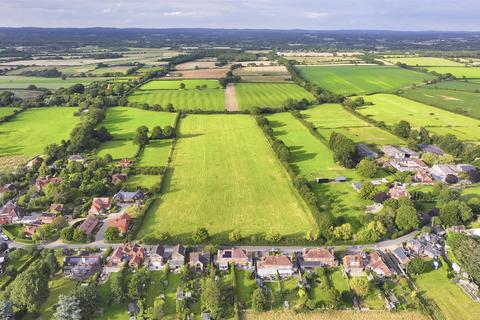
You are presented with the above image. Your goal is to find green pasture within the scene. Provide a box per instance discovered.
[426,66,480,78]
[359,94,480,142]
[425,80,480,92]
[0,76,110,90]
[384,57,462,67]
[138,139,172,167]
[235,83,315,110]
[136,114,314,241]
[139,79,220,90]
[125,174,160,190]
[90,66,131,75]
[96,139,138,160]
[0,107,80,158]
[0,107,18,118]
[296,65,435,95]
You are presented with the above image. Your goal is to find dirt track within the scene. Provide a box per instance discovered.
[224,83,239,111]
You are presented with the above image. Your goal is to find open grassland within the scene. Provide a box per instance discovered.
[90,65,132,75]
[266,112,366,230]
[426,80,480,92]
[384,57,462,66]
[426,66,480,78]
[415,263,480,320]
[235,83,315,110]
[96,107,176,159]
[243,311,427,320]
[0,75,110,90]
[138,139,172,167]
[401,87,480,119]
[296,65,435,95]
[359,94,480,142]
[137,114,314,241]
[302,104,404,146]
[0,107,18,118]
[129,88,225,111]
[0,107,80,158]
[140,79,220,90]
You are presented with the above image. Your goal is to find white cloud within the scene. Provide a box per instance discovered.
[162,11,191,17]
[305,12,329,19]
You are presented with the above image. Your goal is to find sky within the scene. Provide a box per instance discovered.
[0,0,479,31]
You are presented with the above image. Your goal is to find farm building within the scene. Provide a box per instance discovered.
[418,144,444,156]
[357,144,378,158]
[381,145,419,159]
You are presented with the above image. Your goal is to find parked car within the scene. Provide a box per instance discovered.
[1,234,9,241]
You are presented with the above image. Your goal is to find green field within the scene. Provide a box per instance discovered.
[137,114,314,241]
[426,66,480,78]
[0,107,18,118]
[359,94,480,142]
[235,83,315,110]
[296,65,435,95]
[129,88,224,111]
[415,263,480,320]
[90,66,131,75]
[266,112,366,229]
[138,139,172,166]
[0,107,80,157]
[97,139,138,159]
[125,174,160,190]
[140,79,220,90]
[0,76,110,90]
[302,104,404,146]
[384,57,462,67]
[425,80,480,92]
[401,87,480,119]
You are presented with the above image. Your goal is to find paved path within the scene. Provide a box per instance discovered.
[224,83,239,111]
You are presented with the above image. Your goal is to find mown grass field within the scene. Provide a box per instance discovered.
[266,112,366,230]
[235,83,315,110]
[302,104,404,146]
[426,80,480,92]
[415,263,480,320]
[401,87,480,119]
[139,79,220,90]
[129,88,225,111]
[0,107,80,158]
[96,107,176,159]
[138,139,172,167]
[359,94,480,142]
[384,57,462,66]
[426,66,480,78]
[137,114,314,241]
[125,174,160,190]
[0,76,110,90]
[296,65,435,95]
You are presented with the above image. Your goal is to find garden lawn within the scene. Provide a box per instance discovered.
[401,87,480,119]
[384,57,462,67]
[296,65,434,95]
[359,94,480,142]
[0,107,17,118]
[266,112,366,230]
[138,139,172,167]
[0,76,110,90]
[235,83,315,110]
[235,269,256,307]
[96,139,138,159]
[129,88,225,111]
[0,107,80,158]
[125,175,161,190]
[426,66,480,78]
[98,272,129,320]
[164,273,181,316]
[330,268,353,306]
[139,79,220,90]
[302,104,404,146]
[415,263,480,320]
[136,114,314,242]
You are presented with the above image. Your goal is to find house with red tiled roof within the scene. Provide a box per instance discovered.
[79,215,99,235]
[24,224,39,237]
[89,197,111,215]
[111,173,128,185]
[215,248,252,270]
[107,213,132,235]
[119,158,132,169]
[106,242,145,271]
[256,255,294,279]
[189,250,211,272]
[35,176,63,192]
[298,248,338,272]
[49,203,64,214]
[0,184,16,198]
[342,254,366,277]
[414,170,434,184]
[367,251,393,277]
[40,213,56,224]
[388,184,410,199]
[0,201,25,225]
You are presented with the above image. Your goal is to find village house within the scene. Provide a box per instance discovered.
[297,248,338,272]
[119,158,132,169]
[392,247,410,267]
[0,201,25,225]
[215,248,252,270]
[113,190,144,204]
[107,213,132,235]
[63,254,101,280]
[79,215,99,236]
[149,245,167,270]
[414,170,434,184]
[388,184,410,199]
[381,145,419,159]
[357,144,378,159]
[40,213,56,224]
[68,154,86,164]
[89,197,111,215]
[35,176,63,192]
[24,224,39,237]
[25,156,43,170]
[169,244,186,270]
[418,144,444,156]
[256,255,294,279]
[189,250,211,272]
[367,251,393,277]
[406,233,444,259]
[111,173,128,185]
[107,243,145,271]
[0,184,15,198]
[49,203,64,214]
[342,254,366,277]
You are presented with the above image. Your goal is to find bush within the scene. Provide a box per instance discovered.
[192,227,209,243]
[265,231,282,242]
